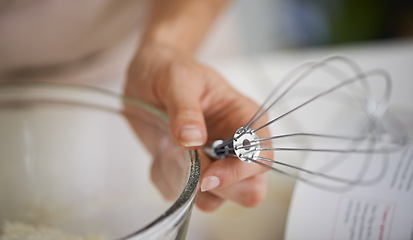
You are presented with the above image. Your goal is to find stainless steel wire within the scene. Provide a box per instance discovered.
[205,55,409,190]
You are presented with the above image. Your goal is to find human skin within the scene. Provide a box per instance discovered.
[125,0,271,212]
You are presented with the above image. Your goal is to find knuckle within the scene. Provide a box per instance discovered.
[178,108,203,120]
[169,61,200,80]
[242,190,266,208]
[196,194,223,212]
[223,163,242,186]
[196,202,219,212]
[240,178,267,208]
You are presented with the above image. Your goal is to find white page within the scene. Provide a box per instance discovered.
[285,133,413,240]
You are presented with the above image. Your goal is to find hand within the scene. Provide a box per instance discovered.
[125,43,271,212]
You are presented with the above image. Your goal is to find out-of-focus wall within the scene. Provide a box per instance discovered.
[199,0,413,58]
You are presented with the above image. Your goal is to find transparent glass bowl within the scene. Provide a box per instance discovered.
[0,82,200,240]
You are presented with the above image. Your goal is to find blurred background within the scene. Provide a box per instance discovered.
[191,1,413,239]
[199,0,413,58]
[1,0,412,239]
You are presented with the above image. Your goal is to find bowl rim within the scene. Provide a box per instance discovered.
[0,81,201,239]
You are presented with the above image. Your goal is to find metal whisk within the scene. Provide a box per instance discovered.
[204,56,408,189]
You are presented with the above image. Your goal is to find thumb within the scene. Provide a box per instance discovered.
[161,67,208,149]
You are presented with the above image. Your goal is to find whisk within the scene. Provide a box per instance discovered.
[204,56,408,189]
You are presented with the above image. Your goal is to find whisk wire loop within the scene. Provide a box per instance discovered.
[205,55,408,189]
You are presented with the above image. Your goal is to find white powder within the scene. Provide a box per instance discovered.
[0,222,108,240]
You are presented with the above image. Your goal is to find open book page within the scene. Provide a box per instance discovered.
[285,124,413,240]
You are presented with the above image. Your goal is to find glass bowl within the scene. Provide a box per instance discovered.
[0,82,200,240]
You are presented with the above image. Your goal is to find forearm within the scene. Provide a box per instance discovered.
[140,0,229,55]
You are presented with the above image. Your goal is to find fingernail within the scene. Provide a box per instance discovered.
[201,176,220,192]
[179,125,204,147]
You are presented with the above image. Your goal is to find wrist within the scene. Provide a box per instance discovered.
[140,0,229,55]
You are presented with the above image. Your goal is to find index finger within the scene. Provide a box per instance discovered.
[200,94,273,192]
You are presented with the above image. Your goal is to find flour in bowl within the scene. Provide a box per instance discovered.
[0,222,107,240]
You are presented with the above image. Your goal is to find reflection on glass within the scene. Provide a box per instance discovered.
[0,82,200,240]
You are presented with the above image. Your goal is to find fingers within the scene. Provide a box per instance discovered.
[200,157,269,192]
[199,94,273,192]
[150,137,189,201]
[195,191,224,212]
[196,173,268,210]
[127,44,271,211]
[212,173,268,208]
[199,155,270,208]
[196,149,270,210]
[158,62,208,149]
